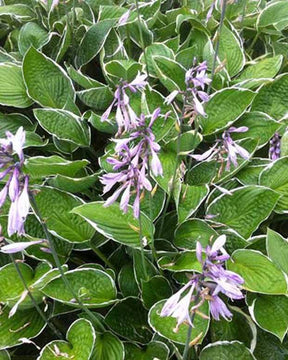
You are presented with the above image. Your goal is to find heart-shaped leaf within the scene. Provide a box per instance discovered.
[199,341,256,360]
[91,332,124,360]
[124,341,169,360]
[266,228,288,275]
[38,319,95,360]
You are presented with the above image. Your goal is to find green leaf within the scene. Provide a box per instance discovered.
[254,327,288,360]
[33,108,90,147]
[232,111,280,148]
[153,56,186,92]
[23,155,89,179]
[176,184,209,224]
[0,350,10,360]
[155,148,179,194]
[105,298,151,343]
[206,186,280,238]
[42,268,116,307]
[91,332,124,360]
[71,201,154,248]
[236,56,283,82]
[218,25,245,77]
[105,60,142,83]
[210,307,256,349]
[34,187,95,243]
[23,47,76,112]
[251,74,288,119]
[140,43,174,77]
[124,341,169,360]
[0,112,34,138]
[0,63,32,108]
[18,22,49,55]
[260,156,288,213]
[199,88,255,135]
[77,87,114,110]
[142,276,172,309]
[199,341,256,360]
[38,319,95,360]
[49,174,98,193]
[76,20,116,68]
[148,299,209,345]
[0,5,35,21]
[249,294,288,341]
[266,228,288,275]
[118,264,139,298]
[257,1,288,29]
[0,306,46,350]
[174,219,218,250]
[158,251,202,272]
[227,249,287,294]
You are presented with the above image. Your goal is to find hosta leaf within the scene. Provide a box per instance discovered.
[199,88,255,135]
[42,268,116,307]
[174,219,218,250]
[124,341,169,360]
[206,186,280,238]
[249,294,288,341]
[232,111,280,148]
[38,319,95,360]
[210,307,256,349]
[0,63,32,108]
[158,251,202,272]
[76,19,116,68]
[260,156,288,213]
[176,184,209,224]
[153,56,186,92]
[140,43,174,77]
[0,350,10,360]
[148,299,209,345]
[33,108,90,147]
[91,332,124,360]
[257,1,288,29]
[49,174,98,193]
[218,25,245,77]
[118,264,139,298]
[254,327,288,360]
[236,56,283,82]
[77,87,113,110]
[251,74,288,119]
[200,341,256,360]
[0,113,34,138]
[0,5,35,21]
[23,156,89,179]
[0,306,47,350]
[72,201,154,248]
[105,298,151,343]
[227,249,287,294]
[18,22,49,55]
[34,187,95,243]
[142,276,172,309]
[266,228,288,275]
[23,47,76,112]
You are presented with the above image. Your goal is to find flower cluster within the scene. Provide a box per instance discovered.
[191,126,250,171]
[160,235,244,331]
[165,60,211,119]
[101,72,147,135]
[100,109,163,218]
[0,127,30,236]
[269,132,280,161]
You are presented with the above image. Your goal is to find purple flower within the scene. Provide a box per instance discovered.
[0,127,30,236]
[191,126,250,172]
[160,235,244,328]
[269,132,280,161]
[101,73,148,134]
[0,239,45,253]
[100,111,163,218]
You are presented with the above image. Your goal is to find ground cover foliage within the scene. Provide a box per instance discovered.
[0,0,288,359]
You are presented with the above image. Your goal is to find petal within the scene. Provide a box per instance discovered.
[1,240,44,254]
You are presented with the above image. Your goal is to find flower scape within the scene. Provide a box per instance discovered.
[0,0,287,359]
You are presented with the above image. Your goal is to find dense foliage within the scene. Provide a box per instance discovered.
[0,0,288,359]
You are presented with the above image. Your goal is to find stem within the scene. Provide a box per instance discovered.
[135,0,150,77]
[10,255,63,339]
[247,32,260,54]
[29,192,105,332]
[207,0,227,95]
[70,0,77,53]
[92,246,115,269]
[138,210,148,281]
[147,164,158,264]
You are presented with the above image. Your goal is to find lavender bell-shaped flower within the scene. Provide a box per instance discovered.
[100,109,163,218]
[0,127,30,236]
[160,235,244,329]
[101,72,148,134]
